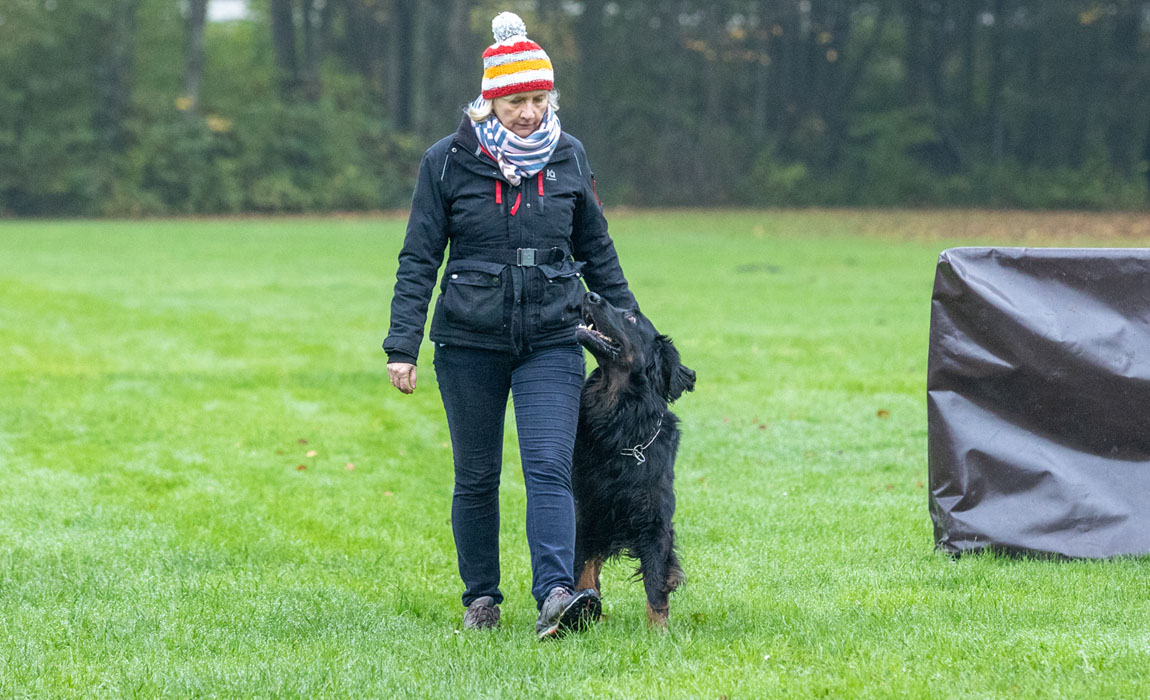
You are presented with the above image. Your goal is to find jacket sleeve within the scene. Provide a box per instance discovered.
[383,148,450,365]
[570,143,639,311]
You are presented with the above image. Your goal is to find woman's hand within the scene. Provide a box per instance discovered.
[387,362,418,394]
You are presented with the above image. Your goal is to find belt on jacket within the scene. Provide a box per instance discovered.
[449,245,569,267]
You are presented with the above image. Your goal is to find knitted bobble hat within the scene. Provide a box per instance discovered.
[481,11,554,99]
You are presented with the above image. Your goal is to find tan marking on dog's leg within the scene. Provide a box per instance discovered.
[646,602,668,629]
[576,558,603,593]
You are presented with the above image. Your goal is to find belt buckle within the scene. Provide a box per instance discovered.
[516,248,537,266]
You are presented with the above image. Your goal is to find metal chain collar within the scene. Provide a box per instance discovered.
[620,417,664,464]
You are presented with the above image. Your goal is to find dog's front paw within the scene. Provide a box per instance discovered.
[646,603,669,629]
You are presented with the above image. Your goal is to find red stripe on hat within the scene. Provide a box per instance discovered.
[483,79,555,99]
[483,41,544,58]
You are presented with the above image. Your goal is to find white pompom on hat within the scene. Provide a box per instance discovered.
[481,11,554,99]
[491,11,527,42]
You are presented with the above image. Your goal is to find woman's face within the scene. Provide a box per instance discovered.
[493,90,550,137]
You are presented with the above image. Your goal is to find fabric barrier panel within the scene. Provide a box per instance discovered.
[928,247,1150,558]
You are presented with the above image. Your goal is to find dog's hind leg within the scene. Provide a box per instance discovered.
[576,557,604,593]
[572,554,602,593]
[573,527,605,596]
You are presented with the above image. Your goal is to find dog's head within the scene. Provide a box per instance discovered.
[576,292,696,403]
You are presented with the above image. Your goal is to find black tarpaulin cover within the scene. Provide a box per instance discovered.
[928,247,1150,558]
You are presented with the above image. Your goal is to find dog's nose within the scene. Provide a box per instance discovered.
[585,292,602,305]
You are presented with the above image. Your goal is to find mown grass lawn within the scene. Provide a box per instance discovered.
[2,210,1149,698]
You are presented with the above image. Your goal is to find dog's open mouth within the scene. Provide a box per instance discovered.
[576,312,620,355]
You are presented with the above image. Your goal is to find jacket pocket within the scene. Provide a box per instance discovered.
[440,259,507,335]
[537,260,586,331]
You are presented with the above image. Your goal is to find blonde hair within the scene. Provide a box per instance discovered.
[466,90,560,122]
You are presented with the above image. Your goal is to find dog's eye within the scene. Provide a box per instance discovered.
[625,315,637,324]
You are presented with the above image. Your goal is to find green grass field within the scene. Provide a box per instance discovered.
[2,211,1150,698]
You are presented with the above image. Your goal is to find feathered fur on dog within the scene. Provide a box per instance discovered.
[572,292,696,627]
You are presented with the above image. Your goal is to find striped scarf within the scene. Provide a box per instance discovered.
[471,99,561,186]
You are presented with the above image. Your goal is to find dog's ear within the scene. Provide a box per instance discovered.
[655,335,696,403]
[670,363,696,403]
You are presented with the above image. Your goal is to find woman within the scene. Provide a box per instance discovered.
[383,12,637,639]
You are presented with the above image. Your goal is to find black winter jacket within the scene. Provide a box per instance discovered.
[383,119,637,364]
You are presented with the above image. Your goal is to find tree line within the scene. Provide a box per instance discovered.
[1,0,1147,216]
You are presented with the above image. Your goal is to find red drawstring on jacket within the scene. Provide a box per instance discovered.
[495,178,531,215]
[538,173,544,197]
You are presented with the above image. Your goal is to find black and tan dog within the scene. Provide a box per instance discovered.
[572,292,696,627]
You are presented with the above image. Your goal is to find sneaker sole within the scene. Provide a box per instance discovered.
[537,590,602,640]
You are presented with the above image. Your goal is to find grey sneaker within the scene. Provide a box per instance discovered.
[535,586,601,640]
[463,596,500,630]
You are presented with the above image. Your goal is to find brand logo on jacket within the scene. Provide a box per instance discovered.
[546,169,557,181]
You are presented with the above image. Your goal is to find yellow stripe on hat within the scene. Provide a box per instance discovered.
[484,58,553,79]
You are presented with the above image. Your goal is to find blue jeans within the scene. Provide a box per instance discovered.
[433,343,585,609]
